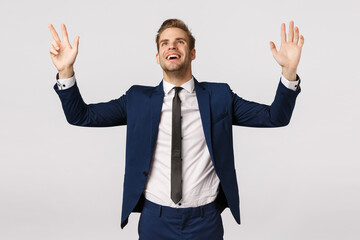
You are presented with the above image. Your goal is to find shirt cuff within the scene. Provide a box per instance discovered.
[56,73,76,90]
[280,74,300,91]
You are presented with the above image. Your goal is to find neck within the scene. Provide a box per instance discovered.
[163,68,193,86]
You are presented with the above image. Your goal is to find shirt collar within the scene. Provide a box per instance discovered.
[163,77,195,94]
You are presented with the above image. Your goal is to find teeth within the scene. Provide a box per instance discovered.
[167,55,179,60]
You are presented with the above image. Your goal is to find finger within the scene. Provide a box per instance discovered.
[288,21,294,42]
[269,41,277,56]
[61,24,70,44]
[50,48,59,56]
[281,23,286,44]
[299,35,304,48]
[294,26,299,44]
[48,24,61,42]
[51,40,60,50]
[73,36,80,52]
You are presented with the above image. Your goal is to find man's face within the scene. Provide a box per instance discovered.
[156,27,196,74]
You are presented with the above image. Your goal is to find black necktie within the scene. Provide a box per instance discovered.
[171,87,182,204]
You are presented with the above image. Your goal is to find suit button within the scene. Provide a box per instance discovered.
[143,171,148,176]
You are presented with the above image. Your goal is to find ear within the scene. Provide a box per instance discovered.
[190,48,196,60]
[156,52,160,64]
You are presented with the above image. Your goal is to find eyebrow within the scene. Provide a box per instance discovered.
[159,37,187,44]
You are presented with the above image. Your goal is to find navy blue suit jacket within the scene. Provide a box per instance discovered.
[54,77,300,228]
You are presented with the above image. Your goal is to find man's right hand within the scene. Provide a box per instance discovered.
[48,24,79,79]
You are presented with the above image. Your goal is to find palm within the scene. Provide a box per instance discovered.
[270,21,304,70]
[51,41,77,71]
[48,24,79,72]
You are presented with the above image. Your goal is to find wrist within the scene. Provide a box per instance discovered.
[282,67,297,81]
[59,67,74,79]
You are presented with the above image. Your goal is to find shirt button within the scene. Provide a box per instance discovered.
[143,171,148,176]
[178,203,182,206]
[62,84,66,87]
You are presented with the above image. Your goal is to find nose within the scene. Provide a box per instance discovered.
[168,41,177,50]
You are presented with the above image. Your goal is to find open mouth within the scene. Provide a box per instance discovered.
[166,54,181,61]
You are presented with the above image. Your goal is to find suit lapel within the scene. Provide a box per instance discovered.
[194,79,215,164]
[149,81,164,168]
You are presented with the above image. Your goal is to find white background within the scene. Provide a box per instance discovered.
[1,0,359,239]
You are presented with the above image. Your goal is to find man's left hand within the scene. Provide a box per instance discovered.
[270,21,304,81]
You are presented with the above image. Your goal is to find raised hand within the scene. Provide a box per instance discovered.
[270,21,304,81]
[48,24,79,79]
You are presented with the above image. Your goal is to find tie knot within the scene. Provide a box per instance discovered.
[174,87,183,94]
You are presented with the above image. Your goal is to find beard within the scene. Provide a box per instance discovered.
[160,57,189,74]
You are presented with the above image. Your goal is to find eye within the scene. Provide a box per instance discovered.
[161,42,168,46]
[178,40,184,44]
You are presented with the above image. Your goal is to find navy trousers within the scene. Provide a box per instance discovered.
[138,199,224,240]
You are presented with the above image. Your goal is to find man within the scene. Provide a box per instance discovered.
[49,19,304,240]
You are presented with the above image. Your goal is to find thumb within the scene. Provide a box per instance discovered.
[73,36,80,52]
[269,41,277,56]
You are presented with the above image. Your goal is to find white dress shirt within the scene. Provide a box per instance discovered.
[144,78,220,208]
[56,74,299,208]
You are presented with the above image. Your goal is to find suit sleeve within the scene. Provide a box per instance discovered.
[231,77,301,127]
[54,82,127,127]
